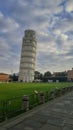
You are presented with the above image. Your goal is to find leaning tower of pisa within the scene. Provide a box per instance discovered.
[18,30,37,82]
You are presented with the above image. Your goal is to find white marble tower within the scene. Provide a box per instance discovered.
[18,30,37,82]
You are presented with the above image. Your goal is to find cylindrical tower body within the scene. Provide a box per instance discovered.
[18,30,37,82]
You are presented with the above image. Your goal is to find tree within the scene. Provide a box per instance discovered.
[44,71,52,78]
[10,73,18,81]
[34,71,43,80]
[43,71,52,82]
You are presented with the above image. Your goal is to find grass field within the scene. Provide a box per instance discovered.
[0,82,73,121]
[0,82,73,100]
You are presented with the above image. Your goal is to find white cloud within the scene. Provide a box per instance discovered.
[0,12,19,33]
[54,29,61,35]
[0,11,21,73]
[66,0,73,12]
[0,12,3,19]
[0,0,73,73]
[0,36,20,74]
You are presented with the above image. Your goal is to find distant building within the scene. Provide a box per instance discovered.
[67,68,73,81]
[52,71,67,82]
[52,71,66,77]
[53,69,73,81]
[18,29,37,82]
[0,73,9,82]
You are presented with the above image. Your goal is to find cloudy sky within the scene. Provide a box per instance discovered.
[0,0,73,74]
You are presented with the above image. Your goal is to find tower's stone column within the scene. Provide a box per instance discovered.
[19,30,37,82]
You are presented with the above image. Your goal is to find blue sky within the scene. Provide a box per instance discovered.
[0,0,73,74]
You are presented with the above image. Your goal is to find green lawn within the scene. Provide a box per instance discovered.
[0,82,73,100]
[0,82,73,121]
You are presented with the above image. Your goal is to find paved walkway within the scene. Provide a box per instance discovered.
[1,92,73,130]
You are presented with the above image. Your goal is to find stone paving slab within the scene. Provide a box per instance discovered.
[63,124,73,130]
[1,92,73,130]
[39,124,62,130]
[47,116,65,126]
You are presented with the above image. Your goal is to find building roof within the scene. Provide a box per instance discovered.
[0,73,9,75]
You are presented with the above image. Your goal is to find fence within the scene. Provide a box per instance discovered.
[0,86,73,122]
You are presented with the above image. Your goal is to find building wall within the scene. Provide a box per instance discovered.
[18,30,37,82]
[67,68,73,81]
[0,73,9,82]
